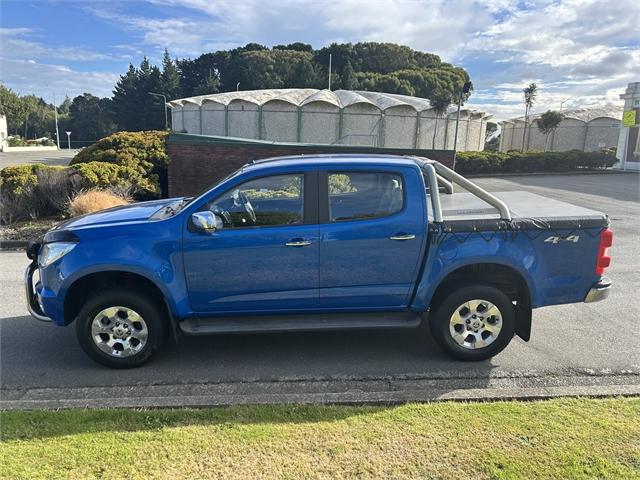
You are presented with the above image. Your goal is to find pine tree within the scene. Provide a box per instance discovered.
[342,61,357,90]
[161,49,181,100]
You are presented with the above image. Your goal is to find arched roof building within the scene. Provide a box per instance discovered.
[499,106,622,152]
[167,88,492,151]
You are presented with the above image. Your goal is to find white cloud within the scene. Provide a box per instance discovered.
[0,58,119,99]
[0,27,127,62]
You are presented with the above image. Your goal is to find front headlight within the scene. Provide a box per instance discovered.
[38,242,76,267]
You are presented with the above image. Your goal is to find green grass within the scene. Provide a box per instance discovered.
[1,398,639,479]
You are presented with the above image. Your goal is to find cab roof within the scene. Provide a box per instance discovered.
[243,153,430,172]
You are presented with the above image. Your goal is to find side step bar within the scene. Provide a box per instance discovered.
[179,312,424,335]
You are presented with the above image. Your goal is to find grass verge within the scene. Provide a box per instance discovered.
[1,398,638,479]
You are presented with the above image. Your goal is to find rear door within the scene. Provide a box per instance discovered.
[183,169,319,313]
[319,166,427,309]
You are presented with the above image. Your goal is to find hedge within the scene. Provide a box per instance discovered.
[455,150,618,175]
[0,162,158,223]
[70,130,169,195]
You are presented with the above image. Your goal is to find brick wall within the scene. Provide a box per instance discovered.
[167,134,455,197]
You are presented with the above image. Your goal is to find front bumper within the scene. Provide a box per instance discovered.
[25,261,52,322]
[584,276,612,303]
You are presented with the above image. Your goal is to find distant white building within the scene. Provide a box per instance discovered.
[0,115,7,151]
[167,88,493,151]
[499,106,622,152]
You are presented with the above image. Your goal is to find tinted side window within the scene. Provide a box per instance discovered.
[328,172,403,222]
[206,174,304,228]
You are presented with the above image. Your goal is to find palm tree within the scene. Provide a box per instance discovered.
[521,83,538,151]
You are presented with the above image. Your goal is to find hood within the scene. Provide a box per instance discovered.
[54,198,179,230]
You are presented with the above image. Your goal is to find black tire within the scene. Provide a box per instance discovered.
[429,283,515,361]
[75,288,165,368]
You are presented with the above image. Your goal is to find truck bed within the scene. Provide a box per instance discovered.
[432,191,608,231]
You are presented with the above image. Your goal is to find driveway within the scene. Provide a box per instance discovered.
[0,149,78,169]
[1,173,639,408]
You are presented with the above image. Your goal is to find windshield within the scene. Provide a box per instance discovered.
[180,166,246,210]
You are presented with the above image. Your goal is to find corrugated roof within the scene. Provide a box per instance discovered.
[502,105,622,124]
[168,88,490,118]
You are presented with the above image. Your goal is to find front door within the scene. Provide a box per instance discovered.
[319,169,426,309]
[183,171,319,313]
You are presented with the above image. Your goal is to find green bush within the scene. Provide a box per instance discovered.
[70,162,160,199]
[456,150,617,175]
[0,160,159,223]
[70,130,169,196]
[0,164,71,223]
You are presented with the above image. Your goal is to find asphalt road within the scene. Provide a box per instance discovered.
[1,173,639,408]
[0,149,77,169]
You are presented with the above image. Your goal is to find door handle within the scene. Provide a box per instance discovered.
[389,234,415,241]
[285,239,312,247]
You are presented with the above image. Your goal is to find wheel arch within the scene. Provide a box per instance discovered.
[63,269,179,341]
[428,262,533,341]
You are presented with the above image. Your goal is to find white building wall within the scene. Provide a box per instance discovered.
[171,107,184,132]
[201,101,226,136]
[341,103,381,146]
[182,103,201,134]
[383,105,417,148]
[584,118,620,151]
[300,101,340,144]
[227,100,259,139]
[261,100,298,142]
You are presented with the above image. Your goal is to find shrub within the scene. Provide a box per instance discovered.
[68,190,130,217]
[70,162,160,199]
[456,150,618,175]
[70,131,169,197]
[1,160,157,223]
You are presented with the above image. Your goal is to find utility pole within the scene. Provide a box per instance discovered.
[53,91,60,150]
[148,92,168,130]
[451,81,472,171]
[328,54,332,91]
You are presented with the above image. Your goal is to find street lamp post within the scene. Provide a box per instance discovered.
[53,91,60,150]
[148,92,168,130]
[451,81,473,171]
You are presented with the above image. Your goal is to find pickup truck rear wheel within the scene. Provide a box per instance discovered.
[430,284,515,361]
[75,288,165,368]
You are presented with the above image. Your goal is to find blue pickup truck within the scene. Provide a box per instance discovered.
[25,155,613,368]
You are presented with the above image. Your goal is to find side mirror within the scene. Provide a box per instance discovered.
[191,211,223,234]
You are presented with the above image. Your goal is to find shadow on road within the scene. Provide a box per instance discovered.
[0,314,496,390]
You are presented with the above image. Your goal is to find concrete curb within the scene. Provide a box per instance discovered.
[2,373,638,410]
[0,240,28,250]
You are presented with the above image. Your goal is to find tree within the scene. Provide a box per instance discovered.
[521,82,538,151]
[161,49,182,100]
[341,61,357,90]
[429,90,451,149]
[536,110,563,151]
[0,84,29,134]
[58,95,72,114]
[112,58,164,131]
[193,69,221,96]
[68,93,116,142]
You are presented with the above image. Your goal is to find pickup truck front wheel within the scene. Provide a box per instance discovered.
[75,289,165,368]
[430,284,515,361]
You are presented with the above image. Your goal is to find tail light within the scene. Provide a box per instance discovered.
[595,228,613,275]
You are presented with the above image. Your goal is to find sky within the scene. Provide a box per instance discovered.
[1,0,638,120]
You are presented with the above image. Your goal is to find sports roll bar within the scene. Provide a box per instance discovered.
[414,157,512,222]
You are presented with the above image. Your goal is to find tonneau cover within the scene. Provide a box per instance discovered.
[433,191,608,232]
